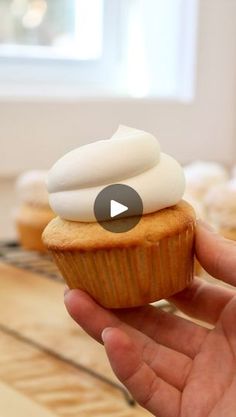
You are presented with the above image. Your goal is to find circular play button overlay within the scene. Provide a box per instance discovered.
[94,184,143,233]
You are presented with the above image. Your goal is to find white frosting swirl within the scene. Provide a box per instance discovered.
[48,126,185,222]
[16,170,49,207]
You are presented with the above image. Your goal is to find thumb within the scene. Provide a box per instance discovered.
[196,220,236,287]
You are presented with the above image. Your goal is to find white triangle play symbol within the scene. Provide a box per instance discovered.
[110,200,128,218]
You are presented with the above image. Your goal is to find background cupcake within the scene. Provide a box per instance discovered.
[15,170,55,252]
[204,179,236,240]
[184,160,228,202]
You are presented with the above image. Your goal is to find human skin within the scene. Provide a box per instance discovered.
[64,222,236,417]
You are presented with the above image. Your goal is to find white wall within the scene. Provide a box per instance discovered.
[0,0,236,177]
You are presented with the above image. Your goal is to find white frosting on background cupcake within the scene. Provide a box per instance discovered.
[183,192,205,220]
[16,170,49,207]
[184,160,228,200]
[204,179,236,229]
[47,126,185,222]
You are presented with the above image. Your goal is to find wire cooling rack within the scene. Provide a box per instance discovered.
[0,241,62,281]
[0,240,176,313]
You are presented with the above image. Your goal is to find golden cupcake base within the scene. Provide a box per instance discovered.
[16,204,55,252]
[43,200,196,308]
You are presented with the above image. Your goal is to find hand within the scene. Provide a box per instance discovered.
[64,222,236,417]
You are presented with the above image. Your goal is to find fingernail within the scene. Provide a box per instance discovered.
[197,219,216,232]
[101,327,113,343]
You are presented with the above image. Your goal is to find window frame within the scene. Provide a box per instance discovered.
[0,0,125,98]
[0,0,198,100]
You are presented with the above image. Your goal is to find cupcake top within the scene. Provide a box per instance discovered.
[47,126,185,222]
[16,170,49,207]
[204,179,236,229]
[184,160,228,200]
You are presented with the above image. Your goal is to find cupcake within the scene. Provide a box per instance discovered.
[15,170,55,252]
[184,160,228,201]
[182,193,204,276]
[43,126,196,308]
[204,179,236,240]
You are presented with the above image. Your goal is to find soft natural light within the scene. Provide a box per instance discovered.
[124,0,198,99]
[0,0,104,60]
[125,0,150,98]
[0,0,199,100]
[74,0,103,59]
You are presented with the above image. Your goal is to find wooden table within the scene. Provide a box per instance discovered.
[0,262,149,417]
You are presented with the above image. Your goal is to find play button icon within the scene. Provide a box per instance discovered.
[110,200,128,218]
[94,184,143,233]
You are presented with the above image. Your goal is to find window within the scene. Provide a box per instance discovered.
[0,0,198,100]
[0,0,103,59]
